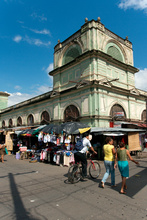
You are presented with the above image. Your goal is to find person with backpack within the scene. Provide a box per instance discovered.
[74,131,97,179]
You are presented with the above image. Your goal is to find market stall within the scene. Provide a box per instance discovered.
[36,122,90,166]
[16,122,90,166]
[90,127,145,159]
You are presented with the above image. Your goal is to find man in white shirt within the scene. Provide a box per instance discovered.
[74,132,97,178]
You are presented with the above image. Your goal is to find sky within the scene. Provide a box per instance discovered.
[0,0,147,107]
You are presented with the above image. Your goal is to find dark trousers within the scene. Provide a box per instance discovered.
[74,152,87,177]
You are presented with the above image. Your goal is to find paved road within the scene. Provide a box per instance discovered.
[0,155,147,220]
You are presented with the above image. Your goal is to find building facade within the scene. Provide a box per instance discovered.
[0,92,10,111]
[0,18,146,129]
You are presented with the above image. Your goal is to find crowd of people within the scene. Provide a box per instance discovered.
[0,131,140,194]
[73,132,140,195]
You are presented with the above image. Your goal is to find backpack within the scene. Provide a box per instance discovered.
[74,138,84,151]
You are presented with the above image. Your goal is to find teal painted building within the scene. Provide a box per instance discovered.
[0,18,146,129]
[0,92,10,110]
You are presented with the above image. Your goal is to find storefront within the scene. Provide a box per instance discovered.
[14,122,89,166]
[90,127,145,159]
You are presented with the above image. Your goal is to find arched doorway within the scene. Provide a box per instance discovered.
[27,114,34,126]
[110,104,126,120]
[141,110,146,122]
[9,118,13,128]
[41,111,50,124]
[17,116,22,126]
[2,120,5,128]
[64,105,80,122]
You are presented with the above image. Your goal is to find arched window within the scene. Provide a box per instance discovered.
[141,110,146,122]
[17,116,22,126]
[2,120,5,128]
[110,104,126,120]
[62,44,82,65]
[105,42,124,63]
[27,114,34,125]
[9,119,13,128]
[64,105,80,122]
[107,46,123,62]
[41,111,50,124]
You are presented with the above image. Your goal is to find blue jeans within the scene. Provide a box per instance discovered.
[102,160,115,185]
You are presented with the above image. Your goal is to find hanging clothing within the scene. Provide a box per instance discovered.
[64,154,70,166]
[47,134,50,142]
[44,135,48,143]
[38,132,43,142]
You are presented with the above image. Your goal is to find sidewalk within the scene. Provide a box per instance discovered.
[132,150,147,159]
[0,155,147,220]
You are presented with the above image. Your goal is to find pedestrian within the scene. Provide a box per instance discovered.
[0,141,7,163]
[116,142,139,194]
[101,137,116,188]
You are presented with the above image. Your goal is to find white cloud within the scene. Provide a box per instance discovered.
[118,0,147,11]
[135,68,147,91]
[31,12,47,22]
[30,28,51,36]
[17,20,24,24]
[13,35,22,43]
[4,0,24,3]
[14,85,22,90]
[37,85,51,94]
[46,63,53,73]
[45,63,53,82]
[7,84,53,107]
[13,35,51,47]
[22,26,51,36]
[8,92,34,107]
[24,35,51,47]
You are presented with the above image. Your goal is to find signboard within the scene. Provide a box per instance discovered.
[114,112,124,117]
[128,132,141,151]
[113,124,121,128]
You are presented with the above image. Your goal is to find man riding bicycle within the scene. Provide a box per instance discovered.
[74,131,97,179]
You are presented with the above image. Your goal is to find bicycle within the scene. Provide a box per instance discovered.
[68,153,101,184]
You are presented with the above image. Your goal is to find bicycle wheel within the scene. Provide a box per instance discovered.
[89,161,101,179]
[68,164,81,183]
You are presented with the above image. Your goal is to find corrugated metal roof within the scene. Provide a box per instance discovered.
[91,127,145,133]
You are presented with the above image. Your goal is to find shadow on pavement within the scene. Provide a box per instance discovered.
[111,166,147,198]
[0,171,36,179]
[9,173,40,220]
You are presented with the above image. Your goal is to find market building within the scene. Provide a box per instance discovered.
[0,18,147,130]
[0,92,10,111]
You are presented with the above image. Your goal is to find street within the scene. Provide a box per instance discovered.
[0,155,147,220]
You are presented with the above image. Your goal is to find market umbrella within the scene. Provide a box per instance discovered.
[32,125,47,135]
[41,124,61,134]
[18,129,34,136]
[60,122,90,134]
